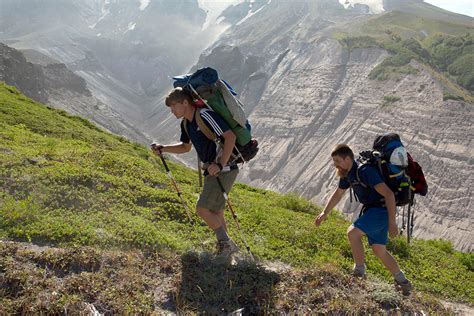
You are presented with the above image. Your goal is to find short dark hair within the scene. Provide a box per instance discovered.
[165,87,193,107]
[331,144,354,160]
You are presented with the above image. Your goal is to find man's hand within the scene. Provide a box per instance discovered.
[150,143,164,156]
[314,212,327,227]
[389,222,399,238]
[207,162,222,176]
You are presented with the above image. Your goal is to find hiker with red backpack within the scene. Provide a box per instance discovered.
[151,87,240,259]
[314,142,415,296]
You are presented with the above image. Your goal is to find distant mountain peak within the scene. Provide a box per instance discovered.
[339,0,385,14]
[198,0,245,29]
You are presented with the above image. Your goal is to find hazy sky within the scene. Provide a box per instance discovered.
[424,0,474,17]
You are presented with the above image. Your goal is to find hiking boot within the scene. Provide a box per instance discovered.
[352,269,367,279]
[395,279,413,296]
[216,239,239,259]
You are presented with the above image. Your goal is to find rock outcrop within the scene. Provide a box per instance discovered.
[0,43,148,142]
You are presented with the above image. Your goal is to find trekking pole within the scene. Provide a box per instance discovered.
[406,203,412,244]
[409,203,415,243]
[157,154,195,226]
[216,176,255,261]
[401,205,406,235]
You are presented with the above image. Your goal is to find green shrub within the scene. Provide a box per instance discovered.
[443,92,465,101]
[456,252,474,272]
[381,51,413,67]
[382,95,401,106]
[448,53,474,91]
[277,193,320,214]
[387,237,410,258]
[426,239,454,254]
[401,38,430,61]
[337,35,380,50]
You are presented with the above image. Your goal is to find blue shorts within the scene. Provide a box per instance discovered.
[353,207,388,245]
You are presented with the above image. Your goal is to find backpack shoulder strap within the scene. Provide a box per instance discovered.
[181,109,218,141]
[355,164,368,188]
[195,108,218,141]
[181,119,189,138]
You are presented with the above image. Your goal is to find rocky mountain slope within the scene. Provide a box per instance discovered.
[147,0,473,251]
[0,43,147,142]
[0,0,220,138]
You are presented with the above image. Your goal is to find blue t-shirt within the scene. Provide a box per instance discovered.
[180,108,230,164]
[339,161,385,206]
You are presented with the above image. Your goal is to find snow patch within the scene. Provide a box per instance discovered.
[139,0,150,11]
[89,0,111,29]
[338,0,385,14]
[236,0,271,26]
[198,0,244,30]
[125,22,136,33]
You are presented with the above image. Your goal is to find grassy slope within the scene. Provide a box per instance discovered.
[0,82,472,312]
[332,10,474,101]
[360,11,472,38]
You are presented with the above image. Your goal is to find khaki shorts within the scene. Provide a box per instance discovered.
[196,169,239,212]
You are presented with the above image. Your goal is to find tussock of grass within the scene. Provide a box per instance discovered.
[443,91,465,101]
[382,95,401,106]
[176,252,280,313]
[276,192,320,214]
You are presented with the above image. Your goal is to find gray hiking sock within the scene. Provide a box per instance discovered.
[214,225,230,242]
[353,263,366,274]
[394,271,408,283]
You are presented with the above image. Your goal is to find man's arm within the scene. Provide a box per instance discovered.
[374,182,398,237]
[314,187,347,226]
[151,142,192,155]
[218,130,236,166]
[207,130,236,176]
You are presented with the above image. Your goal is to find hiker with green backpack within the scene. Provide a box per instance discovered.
[314,143,414,296]
[151,68,258,259]
[152,87,240,258]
